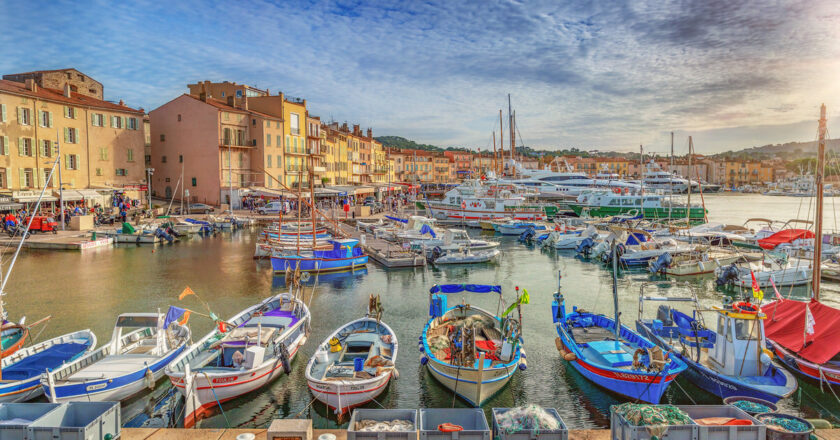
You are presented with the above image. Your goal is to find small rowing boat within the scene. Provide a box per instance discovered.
[305,295,398,414]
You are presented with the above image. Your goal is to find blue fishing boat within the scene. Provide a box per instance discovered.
[420,284,527,406]
[551,244,687,403]
[271,238,368,273]
[0,329,96,402]
[636,292,797,402]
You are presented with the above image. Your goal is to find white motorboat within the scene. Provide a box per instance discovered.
[305,298,397,414]
[166,292,310,428]
[432,247,501,265]
[43,313,190,403]
[716,257,812,288]
[411,229,499,253]
[496,221,548,236]
[542,226,601,250]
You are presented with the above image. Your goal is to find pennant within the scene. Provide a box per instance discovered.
[179,286,196,300]
[179,311,191,325]
[749,271,764,302]
[805,304,816,345]
[769,275,783,300]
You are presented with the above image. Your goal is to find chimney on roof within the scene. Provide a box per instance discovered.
[24,78,37,92]
[63,83,71,98]
[118,99,124,106]
[265,88,270,95]
[199,92,207,102]
[367,128,372,138]
[353,124,360,136]
[242,96,248,111]
[227,96,235,107]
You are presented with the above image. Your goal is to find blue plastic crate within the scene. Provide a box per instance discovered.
[0,403,61,440]
[28,401,120,440]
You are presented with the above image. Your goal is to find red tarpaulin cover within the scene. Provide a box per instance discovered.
[762,299,840,364]
[757,229,814,249]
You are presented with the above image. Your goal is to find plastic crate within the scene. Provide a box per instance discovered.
[348,409,419,440]
[0,403,62,440]
[491,408,567,440]
[756,413,814,440]
[610,405,697,440]
[420,408,490,440]
[28,401,120,440]
[678,405,764,440]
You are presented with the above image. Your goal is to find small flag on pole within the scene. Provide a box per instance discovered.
[179,286,196,300]
[769,275,782,300]
[805,303,816,345]
[750,271,764,302]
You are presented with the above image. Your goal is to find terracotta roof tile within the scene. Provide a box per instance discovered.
[0,79,142,114]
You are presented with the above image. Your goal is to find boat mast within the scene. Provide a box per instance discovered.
[492,131,497,176]
[508,95,514,165]
[813,103,827,300]
[499,110,504,176]
[668,132,674,220]
[686,136,693,225]
[639,145,644,196]
[296,169,302,254]
[310,155,317,250]
[611,240,620,340]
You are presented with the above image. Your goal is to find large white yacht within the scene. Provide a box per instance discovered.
[641,160,699,194]
[504,159,640,198]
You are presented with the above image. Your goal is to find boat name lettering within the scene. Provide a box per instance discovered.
[213,376,238,384]
[86,383,107,392]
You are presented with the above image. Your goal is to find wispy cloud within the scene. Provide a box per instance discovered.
[1,0,838,153]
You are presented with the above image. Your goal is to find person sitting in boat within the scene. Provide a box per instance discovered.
[232,350,245,368]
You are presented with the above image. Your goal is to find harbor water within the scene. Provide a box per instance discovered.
[5,193,840,429]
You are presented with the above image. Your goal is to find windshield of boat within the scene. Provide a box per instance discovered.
[734,319,759,340]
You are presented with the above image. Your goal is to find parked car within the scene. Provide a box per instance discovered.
[186,203,214,214]
[258,202,284,215]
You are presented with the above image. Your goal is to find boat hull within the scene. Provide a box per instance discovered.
[569,204,706,221]
[768,340,840,386]
[270,255,369,273]
[425,357,517,406]
[307,372,392,413]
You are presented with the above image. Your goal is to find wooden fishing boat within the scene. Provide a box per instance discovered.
[166,292,311,428]
[0,329,96,402]
[305,296,398,414]
[1,321,27,357]
[270,238,368,273]
[636,292,796,402]
[420,284,526,406]
[42,312,190,403]
[552,245,687,403]
[648,248,744,276]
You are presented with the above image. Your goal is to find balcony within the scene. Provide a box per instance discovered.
[313,166,327,174]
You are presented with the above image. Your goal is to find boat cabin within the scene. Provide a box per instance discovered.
[310,320,395,380]
[313,239,365,259]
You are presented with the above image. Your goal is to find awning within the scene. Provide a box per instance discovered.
[55,190,85,201]
[15,195,58,203]
[763,299,840,364]
[0,203,22,211]
[353,186,374,195]
[246,187,292,198]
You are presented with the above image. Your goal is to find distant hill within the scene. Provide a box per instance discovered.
[375,136,468,152]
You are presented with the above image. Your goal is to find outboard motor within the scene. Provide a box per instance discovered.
[427,246,443,263]
[166,225,181,238]
[649,252,672,274]
[656,305,673,326]
[155,227,175,243]
[716,263,740,286]
[575,237,595,256]
[519,227,536,243]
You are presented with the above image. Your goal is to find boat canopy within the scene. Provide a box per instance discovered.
[385,215,408,224]
[758,229,814,249]
[762,299,840,364]
[314,239,364,259]
[429,284,502,294]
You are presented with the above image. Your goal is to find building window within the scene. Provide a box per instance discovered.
[116,168,127,176]
[99,147,108,160]
[191,177,197,187]
[96,168,102,176]
[252,119,256,126]
[266,134,271,146]
[128,117,138,130]
[18,138,32,157]
[277,155,281,168]
[267,155,272,167]
[64,106,75,119]
[276,135,281,147]
[177,114,182,122]
[160,134,165,142]
[18,107,31,125]
[161,156,167,163]
[41,140,52,157]
[266,120,270,128]
[39,110,52,128]
[224,112,230,121]
[275,121,280,129]
[290,113,300,135]
[111,116,123,129]
[127,149,134,162]
[64,128,78,144]
[0,136,8,155]
[21,168,33,188]
[179,155,183,163]
[223,128,231,145]
[236,90,243,98]
[165,177,170,182]
[66,154,79,170]
[91,113,105,127]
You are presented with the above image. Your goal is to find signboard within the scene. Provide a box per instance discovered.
[124,184,149,191]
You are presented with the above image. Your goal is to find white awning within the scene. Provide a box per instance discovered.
[55,190,84,201]
[15,195,58,203]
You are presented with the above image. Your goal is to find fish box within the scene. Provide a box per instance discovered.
[491,407,568,440]
[678,405,764,440]
[0,403,61,440]
[420,408,490,440]
[610,405,698,440]
[348,409,419,440]
[27,401,120,440]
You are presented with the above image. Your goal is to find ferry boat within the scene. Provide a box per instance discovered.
[641,161,699,194]
[423,180,552,221]
[568,191,707,221]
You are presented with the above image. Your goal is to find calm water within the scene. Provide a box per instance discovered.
[4,193,840,429]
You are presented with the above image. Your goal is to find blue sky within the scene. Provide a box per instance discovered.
[1,0,839,154]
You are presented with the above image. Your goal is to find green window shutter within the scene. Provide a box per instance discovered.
[0,104,5,122]
[91,113,95,125]
[4,168,9,189]
[18,169,24,188]
[48,111,53,128]
[63,128,70,143]
[122,116,127,128]
[1,136,7,155]
[65,155,70,169]
[17,138,23,156]
[17,107,22,123]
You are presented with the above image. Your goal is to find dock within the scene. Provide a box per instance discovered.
[329,221,426,268]
[0,230,113,250]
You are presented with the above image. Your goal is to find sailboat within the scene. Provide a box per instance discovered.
[551,242,687,402]
[762,104,840,386]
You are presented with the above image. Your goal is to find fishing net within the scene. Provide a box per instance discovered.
[495,405,562,435]
[355,419,414,432]
[757,415,812,433]
[613,403,692,440]
[730,400,772,414]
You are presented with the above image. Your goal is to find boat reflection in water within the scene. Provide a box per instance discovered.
[271,268,369,289]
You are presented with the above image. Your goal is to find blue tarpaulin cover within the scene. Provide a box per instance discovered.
[385,215,408,223]
[429,284,502,294]
[419,224,437,238]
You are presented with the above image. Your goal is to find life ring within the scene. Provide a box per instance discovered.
[613,188,621,194]
[732,301,759,314]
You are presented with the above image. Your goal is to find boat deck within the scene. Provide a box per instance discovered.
[3,340,89,381]
[60,354,159,382]
[571,326,640,370]
[310,321,393,380]
[331,222,426,268]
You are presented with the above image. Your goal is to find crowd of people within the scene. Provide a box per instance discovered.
[242,193,412,218]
